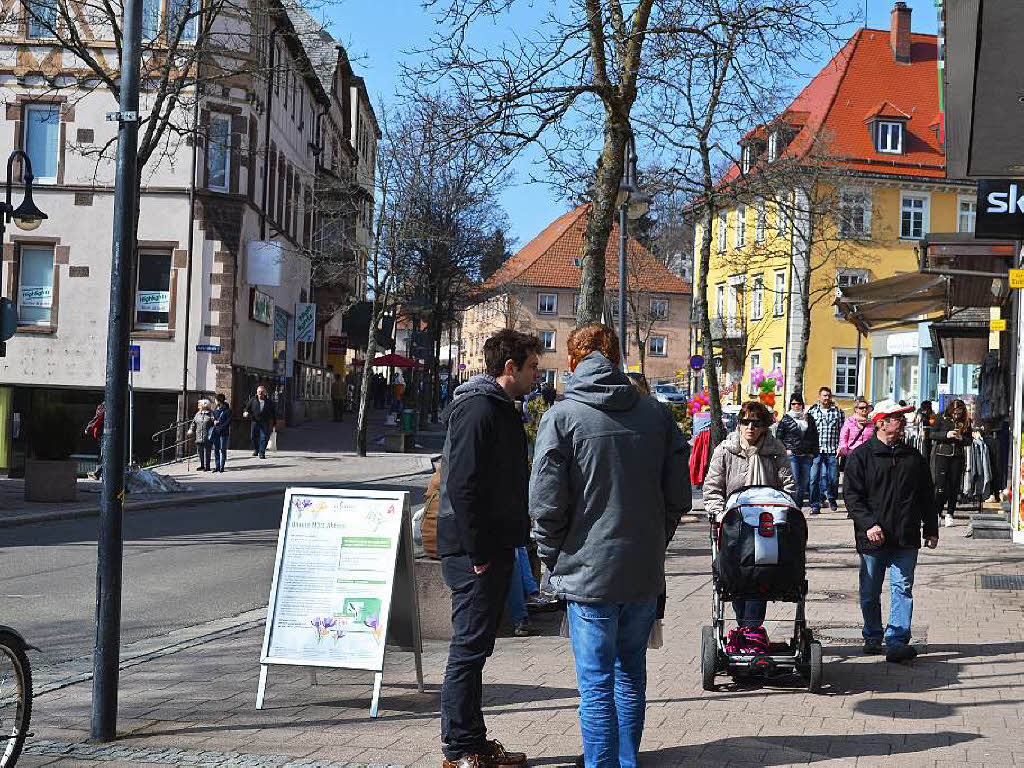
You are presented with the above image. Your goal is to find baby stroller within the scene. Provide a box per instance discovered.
[701,485,823,692]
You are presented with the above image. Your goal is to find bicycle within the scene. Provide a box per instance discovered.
[0,626,35,767]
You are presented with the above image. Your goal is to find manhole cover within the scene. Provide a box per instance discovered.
[978,574,1024,590]
[805,590,850,601]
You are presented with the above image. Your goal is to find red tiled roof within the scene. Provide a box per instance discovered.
[481,205,691,295]
[863,100,912,122]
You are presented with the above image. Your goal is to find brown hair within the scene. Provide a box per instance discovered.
[943,398,970,432]
[483,329,543,377]
[739,400,772,426]
[567,323,620,368]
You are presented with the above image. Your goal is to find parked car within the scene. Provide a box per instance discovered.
[653,383,688,405]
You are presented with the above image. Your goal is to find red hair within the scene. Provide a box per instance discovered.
[567,323,620,368]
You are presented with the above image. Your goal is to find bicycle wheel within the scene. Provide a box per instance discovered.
[0,631,32,767]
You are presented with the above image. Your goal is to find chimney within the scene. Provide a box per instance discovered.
[891,2,912,63]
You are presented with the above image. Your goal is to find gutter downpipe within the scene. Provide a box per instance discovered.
[260,26,279,241]
[177,71,202,450]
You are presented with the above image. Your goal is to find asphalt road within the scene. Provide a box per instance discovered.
[0,476,430,672]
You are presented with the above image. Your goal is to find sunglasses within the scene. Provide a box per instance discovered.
[856,405,869,411]
[738,419,766,427]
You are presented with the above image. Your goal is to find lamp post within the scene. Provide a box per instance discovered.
[1,150,48,234]
[615,136,650,370]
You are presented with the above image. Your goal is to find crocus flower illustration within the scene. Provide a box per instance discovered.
[311,616,338,644]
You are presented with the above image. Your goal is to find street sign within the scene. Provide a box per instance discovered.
[990,319,1007,332]
[1010,269,1024,289]
[690,354,705,371]
[128,345,140,372]
[196,344,221,353]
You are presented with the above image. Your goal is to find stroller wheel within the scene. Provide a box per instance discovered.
[701,625,718,691]
[808,641,823,693]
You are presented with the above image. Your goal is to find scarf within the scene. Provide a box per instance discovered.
[788,409,808,432]
[740,433,771,486]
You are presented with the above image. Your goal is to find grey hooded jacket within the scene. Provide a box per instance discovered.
[529,352,691,603]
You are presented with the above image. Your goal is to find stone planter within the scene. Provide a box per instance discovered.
[24,459,78,503]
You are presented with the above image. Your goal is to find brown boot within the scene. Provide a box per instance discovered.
[442,756,496,768]
[483,740,528,766]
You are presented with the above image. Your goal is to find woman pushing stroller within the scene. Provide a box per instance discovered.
[703,400,796,652]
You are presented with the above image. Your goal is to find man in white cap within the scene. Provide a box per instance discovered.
[843,399,938,663]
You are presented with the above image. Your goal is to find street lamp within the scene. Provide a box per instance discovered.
[616,135,650,370]
[2,150,47,235]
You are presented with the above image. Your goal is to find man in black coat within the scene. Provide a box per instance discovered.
[844,399,938,664]
[437,329,541,768]
[242,385,277,459]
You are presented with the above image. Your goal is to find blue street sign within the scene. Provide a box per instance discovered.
[128,344,140,372]
[196,344,221,353]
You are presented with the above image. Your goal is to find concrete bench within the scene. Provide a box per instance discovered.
[383,431,415,453]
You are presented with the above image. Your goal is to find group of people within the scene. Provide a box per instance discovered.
[434,325,949,768]
[186,385,278,469]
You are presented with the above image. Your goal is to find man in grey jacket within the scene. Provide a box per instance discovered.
[530,323,691,768]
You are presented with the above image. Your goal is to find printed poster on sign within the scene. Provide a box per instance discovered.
[136,290,170,313]
[19,285,52,308]
[294,302,316,342]
[263,491,403,670]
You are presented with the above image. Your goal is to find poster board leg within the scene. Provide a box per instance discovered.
[414,649,424,693]
[370,672,383,718]
[256,665,268,710]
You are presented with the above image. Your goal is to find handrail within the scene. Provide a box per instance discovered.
[152,418,192,443]
[151,418,196,466]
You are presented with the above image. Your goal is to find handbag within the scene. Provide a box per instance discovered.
[933,442,956,457]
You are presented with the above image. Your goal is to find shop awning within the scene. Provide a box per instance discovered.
[835,272,948,334]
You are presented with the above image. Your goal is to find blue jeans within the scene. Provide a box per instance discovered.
[859,547,918,649]
[732,600,767,628]
[211,432,229,470]
[809,452,839,509]
[250,422,271,456]
[506,547,539,624]
[789,454,814,510]
[567,599,657,768]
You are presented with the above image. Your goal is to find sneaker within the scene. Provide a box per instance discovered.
[944,514,954,528]
[828,499,839,512]
[482,740,527,766]
[740,626,770,653]
[810,507,820,516]
[885,644,918,664]
[863,638,884,655]
[512,619,530,637]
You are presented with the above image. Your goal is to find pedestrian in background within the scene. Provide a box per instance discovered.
[85,402,105,480]
[931,398,972,528]
[436,329,541,768]
[211,393,232,473]
[807,386,844,514]
[242,385,276,459]
[331,372,345,422]
[776,392,818,511]
[531,323,690,768]
[188,399,214,471]
[844,399,937,663]
[839,397,875,461]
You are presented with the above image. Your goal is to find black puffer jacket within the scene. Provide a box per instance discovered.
[437,375,531,564]
[775,413,820,456]
[843,436,937,553]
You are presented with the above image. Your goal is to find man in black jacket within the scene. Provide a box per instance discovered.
[437,329,541,768]
[242,385,277,459]
[844,399,938,664]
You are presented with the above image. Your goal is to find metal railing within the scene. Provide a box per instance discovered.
[150,419,196,468]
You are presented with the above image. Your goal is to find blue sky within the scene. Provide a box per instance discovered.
[327,0,940,249]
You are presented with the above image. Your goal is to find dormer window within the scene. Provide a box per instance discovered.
[876,121,903,154]
[742,145,753,174]
[767,131,779,162]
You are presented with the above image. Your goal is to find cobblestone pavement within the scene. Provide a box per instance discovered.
[17,502,1024,768]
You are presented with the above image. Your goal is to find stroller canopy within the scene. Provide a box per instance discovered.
[726,485,797,511]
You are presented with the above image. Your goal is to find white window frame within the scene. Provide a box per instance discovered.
[776,192,789,238]
[717,210,728,252]
[715,283,725,318]
[24,103,60,184]
[727,275,743,323]
[207,113,231,192]
[741,145,752,174]
[17,245,55,327]
[877,121,903,154]
[754,198,766,243]
[839,187,872,239]
[748,351,761,394]
[899,191,930,240]
[650,298,668,320]
[539,329,555,351]
[835,268,870,316]
[751,274,764,320]
[735,204,746,248]
[833,349,861,398]
[771,349,784,382]
[649,335,667,357]
[957,195,977,234]
[772,269,786,317]
[767,131,779,162]
[537,292,557,314]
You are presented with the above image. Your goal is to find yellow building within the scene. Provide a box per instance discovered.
[695,6,975,412]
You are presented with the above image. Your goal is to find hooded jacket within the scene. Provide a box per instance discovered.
[838,415,875,457]
[436,374,531,564]
[844,436,937,553]
[776,412,820,456]
[703,430,796,520]
[529,352,691,603]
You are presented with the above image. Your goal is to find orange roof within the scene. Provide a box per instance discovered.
[481,205,691,296]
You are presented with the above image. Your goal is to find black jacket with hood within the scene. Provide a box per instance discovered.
[775,412,820,456]
[436,374,531,564]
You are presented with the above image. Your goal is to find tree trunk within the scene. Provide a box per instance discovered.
[355,297,383,457]
[789,188,812,399]
[696,203,727,448]
[577,125,628,325]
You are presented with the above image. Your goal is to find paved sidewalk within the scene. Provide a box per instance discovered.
[0,412,440,528]
[17,500,1024,767]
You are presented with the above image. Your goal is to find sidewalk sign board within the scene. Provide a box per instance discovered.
[256,487,424,717]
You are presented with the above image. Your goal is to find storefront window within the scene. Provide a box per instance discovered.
[135,251,172,329]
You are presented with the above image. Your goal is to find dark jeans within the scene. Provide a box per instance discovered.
[934,457,964,518]
[211,432,229,470]
[332,397,344,421]
[732,600,767,627]
[196,441,212,470]
[440,550,515,760]
[250,422,271,456]
[789,454,814,510]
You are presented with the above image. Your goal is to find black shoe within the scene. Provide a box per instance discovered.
[828,499,839,512]
[251,451,258,457]
[863,638,884,655]
[885,644,918,663]
[512,619,530,637]
[259,454,266,459]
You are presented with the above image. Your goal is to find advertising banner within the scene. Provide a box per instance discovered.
[295,302,316,342]
[18,285,52,308]
[136,290,170,313]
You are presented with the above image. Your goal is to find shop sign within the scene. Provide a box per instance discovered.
[990,318,1007,332]
[295,302,316,342]
[977,180,1024,238]
[136,290,169,313]
[885,331,919,355]
[1009,268,1024,289]
[250,288,274,325]
[327,334,347,354]
[19,285,52,308]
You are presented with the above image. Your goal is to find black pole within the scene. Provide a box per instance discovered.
[91,0,142,743]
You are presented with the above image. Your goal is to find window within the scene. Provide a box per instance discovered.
[958,197,977,233]
[900,193,929,239]
[727,278,741,322]
[26,0,57,38]
[539,330,555,351]
[649,336,666,357]
[207,114,230,192]
[767,131,779,162]
[573,293,580,315]
[715,284,725,317]
[877,121,903,154]
[771,349,783,380]
[836,269,869,315]
[539,369,556,387]
[717,210,728,252]
[167,0,198,41]
[776,193,789,238]
[135,251,172,329]
[538,293,557,314]
[754,199,766,243]
[839,188,871,238]
[834,351,859,397]
[17,246,54,326]
[735,205,746,247]
[24,103,60,183]
[741,145,752,174]
[751,274,764,320]
[650,298,668,320]
[142,0,160,39]
[772,270,786,316]
[748,351,760,393]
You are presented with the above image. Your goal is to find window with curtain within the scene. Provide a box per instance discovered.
[24,103,60,182]
[18,246,54,326]
[207,115,230,192]
[135,252,172,329]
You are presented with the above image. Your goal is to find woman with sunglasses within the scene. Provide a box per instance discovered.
[704,401,796,652]
[931,399,972,528]
[839,398,875,466]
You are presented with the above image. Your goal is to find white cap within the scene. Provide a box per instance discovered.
[869,398,914,424]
